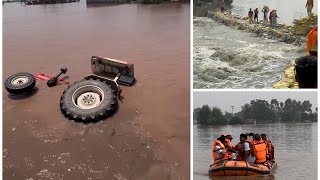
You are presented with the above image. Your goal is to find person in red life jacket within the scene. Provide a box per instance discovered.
[261,134,274,161]
[251,134,267,164]
[234,134,254,163]
[212,135,229,164]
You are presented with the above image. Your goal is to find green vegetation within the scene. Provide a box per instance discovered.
[141,0,161,4]
[293,14,317,36]
[194,98,317,125]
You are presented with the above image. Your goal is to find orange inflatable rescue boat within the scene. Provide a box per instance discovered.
[209,160,276,176]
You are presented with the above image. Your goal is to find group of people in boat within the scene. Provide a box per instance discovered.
[212,133,274,165]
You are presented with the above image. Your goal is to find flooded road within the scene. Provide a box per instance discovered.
[193,123,317,180]
[3,2,190,179]
[193,17,303,89]
[231,0,318,25]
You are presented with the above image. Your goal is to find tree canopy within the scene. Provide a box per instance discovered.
[194,98,317,125]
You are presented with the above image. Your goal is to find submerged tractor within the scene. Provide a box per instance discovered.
[5,56,135,123]
[60,56,135,122]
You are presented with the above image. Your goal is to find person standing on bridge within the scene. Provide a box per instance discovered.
[271,10,278,27]
[306,0,314,18]
[262,6,270,25]
[248,8,254,24]
[254,8,259,23]
[269,10,274,27]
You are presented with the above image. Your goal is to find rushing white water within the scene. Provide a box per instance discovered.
[193,17,304,89]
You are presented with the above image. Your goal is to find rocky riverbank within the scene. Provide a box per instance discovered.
[206,11,317,46]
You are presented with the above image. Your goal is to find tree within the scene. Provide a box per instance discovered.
[241,103,252,120]
[229,116,243,125]
[270,99,279,111]
[197,105,211,125]
[193,108,201,125]
[215,116,228,125]
[210,107,225,125]
[280,102,284,109]
[270,99,280,122]
[250,99,274,123]
[211,107,223,120]
[224,112,233,120]
[301,101,312,113]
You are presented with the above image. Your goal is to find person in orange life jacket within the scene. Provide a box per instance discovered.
[247,132,254,141]
[212,135,229,164]
[224,135,237,159]
[234,134,255,163]
[225,135,234,148]
[251,134,267,164]
[261,134,274,161]
[307,25,317,57]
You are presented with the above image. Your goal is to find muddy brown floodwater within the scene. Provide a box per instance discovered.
[3,2,190,180]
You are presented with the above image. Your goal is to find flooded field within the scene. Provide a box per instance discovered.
[193,123,318,180]
[3,2,190,179]
[193,17,303,89]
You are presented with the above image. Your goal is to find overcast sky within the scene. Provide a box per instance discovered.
[194,91,317,113]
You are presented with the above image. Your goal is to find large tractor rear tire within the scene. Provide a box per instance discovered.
[60,79,117,122]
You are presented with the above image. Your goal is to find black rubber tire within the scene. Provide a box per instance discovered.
[60,79,117,122]
[5,72,36,94]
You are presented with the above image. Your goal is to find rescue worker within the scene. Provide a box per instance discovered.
[224,135,237,159]
[248,132,254,141]
[306,0,314,17]
[307,25,317,57]
[225,135,234,148]
[295,55,317,88]
[248,8,254,24]
[261,134,274,161]
[251,134,267,164]
[212,135,228,164]
[234,134,255,164]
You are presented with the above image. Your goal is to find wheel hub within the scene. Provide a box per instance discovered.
[72,85,105,110]
[82,93,96,105]
[11,76,29,85]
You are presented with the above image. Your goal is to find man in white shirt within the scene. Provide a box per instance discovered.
[244,140,256,164]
